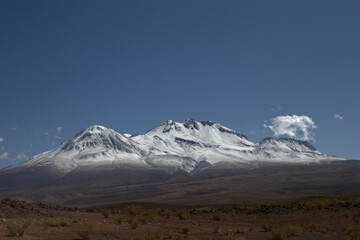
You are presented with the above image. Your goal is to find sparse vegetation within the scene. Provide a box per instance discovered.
[77,223,93,240]
[176,209,189,220]
[182,225,190,234]
[344,225,360,240]
[139,209,155,224]
[126,204,142,216]
[7,221,31,237]
[116,216,123,224]
[285,224,302,237]
[143,228,163,240]
[101,208,111,218]
[161,209,173,218]
[261,220,275,232]
[44,218,71,227]
[353,211,360,224]
[2,195,360,239]
[213,225,221,234]
[209,211,226,221]
[267,229,286,240]
[131,221,138,229]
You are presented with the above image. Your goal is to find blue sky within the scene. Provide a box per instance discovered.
[0,0,359,168]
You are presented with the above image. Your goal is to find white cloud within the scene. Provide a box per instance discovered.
[264,115,317,141]
[0,137,3,143]
[17,153,28,160]
[0,152,9,159]
[334,114,343,120]
[56,126,62,135]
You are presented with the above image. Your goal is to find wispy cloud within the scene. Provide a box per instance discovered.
[269,104,283,112]
[0,137,3,143]
[56,126,62,135]
[0,152,9,160]
[16,153,28,160]
[264,115,317,141]
[46,126,63,145]
[334,114,343,120]
[53,126,63,141]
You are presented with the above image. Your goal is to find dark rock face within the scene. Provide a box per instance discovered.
[175,137,201,147]
[201,120,216,127]
[259,137,316,151]
[183,118,200,130]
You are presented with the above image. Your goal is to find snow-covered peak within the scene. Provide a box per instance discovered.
[141,118,252,147]
[60,125,133,153]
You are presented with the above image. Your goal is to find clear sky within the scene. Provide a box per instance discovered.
[0,0,359,168]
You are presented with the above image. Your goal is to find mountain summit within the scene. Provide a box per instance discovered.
[2,119,342,176]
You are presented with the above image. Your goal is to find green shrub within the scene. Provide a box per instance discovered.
[182,226,190,234]
[44,219,71,227]
[77,223,93,240]
[7,221,31,237]
[261,220,275,232]
[0,212,4,218]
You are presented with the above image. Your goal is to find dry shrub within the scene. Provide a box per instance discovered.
[161,209,173,219]
[101,208,111,218]
[143,228,163,240]
[176,209,189,220]
[267,229,286,240]
[77,223,93,240]
[198,232,210,240]
[182,226,190,234]
[7,221,31,237]
[126,204,142,216]
[261,220,275,232]
[139,210,155,224]
[209,211,226,221]
[116,216,123,224]
[344,225,360,240]
[285,224,302,237]
[353,211,360,224]
[131,221,138,229]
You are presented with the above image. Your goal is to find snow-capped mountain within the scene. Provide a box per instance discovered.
[2,119,343,176]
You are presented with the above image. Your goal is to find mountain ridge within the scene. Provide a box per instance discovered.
[1,119,343,176]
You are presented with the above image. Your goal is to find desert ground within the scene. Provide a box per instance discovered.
[1,195,360,240]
